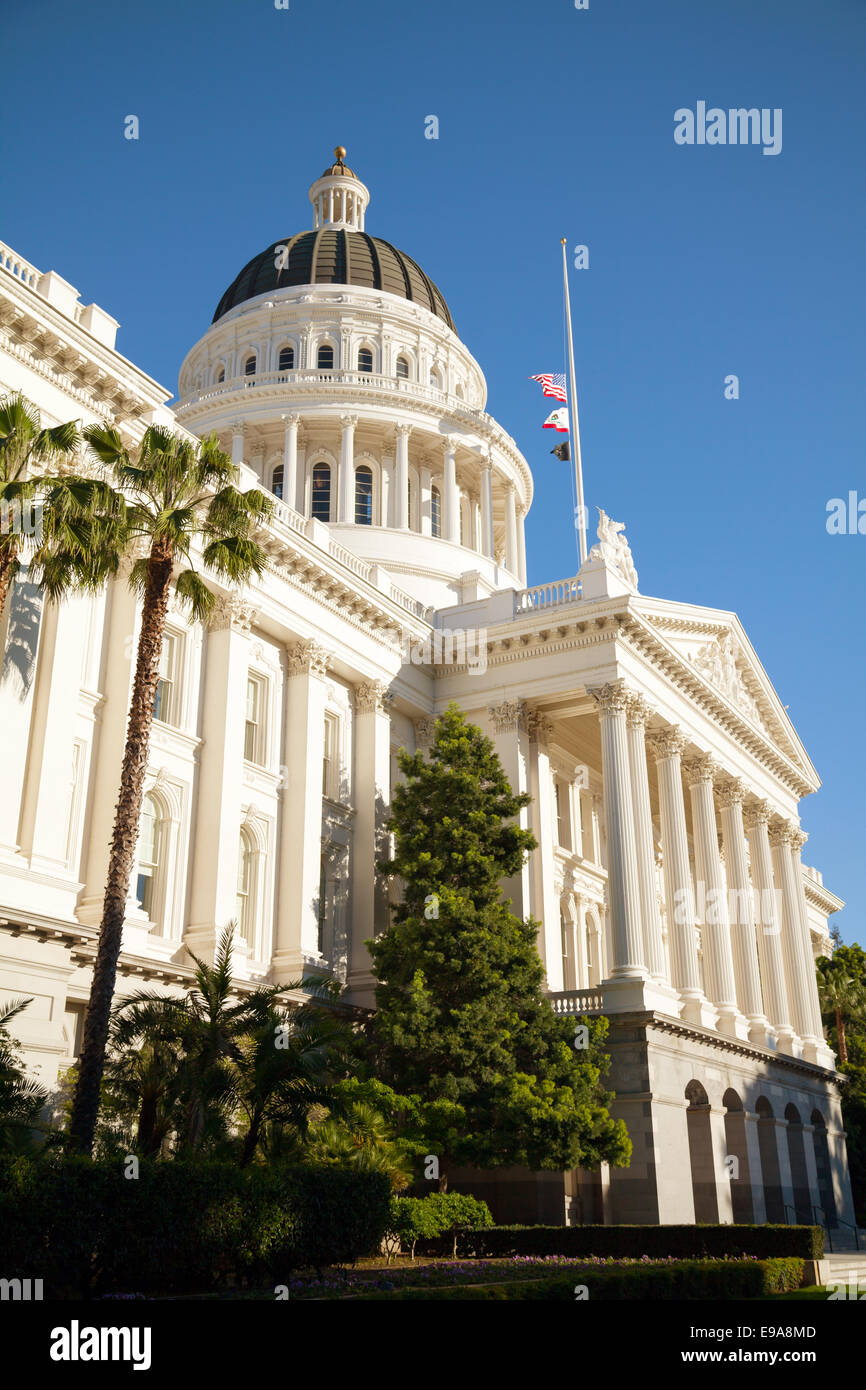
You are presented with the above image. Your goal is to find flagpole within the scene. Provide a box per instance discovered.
[561,238,588,567]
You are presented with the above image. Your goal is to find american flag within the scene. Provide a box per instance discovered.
[529,372,567,403]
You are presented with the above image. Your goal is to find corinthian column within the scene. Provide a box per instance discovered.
[282,414,300,512]
[789,828,830,1062]
[588,682,644,979]
[625,695,667,982]
[394,425,410,530]
[349,681,392,1003]
[716,778,771,1047]
[683,755,742,1037]
[647,727,711,1026]
[442,436,459,543]
[338,414,357,524]
[771,821,824,1060]
[744,802,796,1054]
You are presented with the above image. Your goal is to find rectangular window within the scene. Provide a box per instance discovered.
[154,632,178,725]
[244,674,267,763]
[322,711,339,799]
[555,779,571,850]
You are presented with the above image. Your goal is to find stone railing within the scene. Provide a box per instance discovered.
[0,241,41,289]
[517,576,581,612]
[328,536,373,581]
[179,367,480,415]
[549,988,605,1016]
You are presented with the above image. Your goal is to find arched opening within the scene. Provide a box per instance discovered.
[723,1088,754,1222]
[810,1109,837,1229]
[354,465,373,526]
[429,368,442,390]
[430,485,441,538]
[357,346,373,373]
[215,363,225,384]
[560,901,577,991]
[685,1080,719,1222]
[785,1103,812,1224]
[236,827,256,948]
[312,462,332,521]
[756,1097,784,1222]
[395,355,409,380]
[316,343,335,370]
[585,912,601,988]
[244,354,257,376]
[278,345,294,372]
[135,794,163,929]
[271,464,284,501]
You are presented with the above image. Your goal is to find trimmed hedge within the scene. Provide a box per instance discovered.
[351,1258,805,1301]
[0,1157,390,1298]
[422,1222,823,1262]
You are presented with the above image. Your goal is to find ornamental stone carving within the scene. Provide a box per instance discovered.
[715,776,748,809]
[586,509,639,592]
[488,699,527,734]
[414,716,436,749]
[625,692,653,728]
[691,632,765,729]
[355,680,391,714]
[682,753,718,787]
[286,638,331,677]
[587,680,630,718]
[769,820,798,850]
[208,593,257,633]
[790,827,808,852]
[743,799,772,831]
[525,708,553,746]
[646,726,687,761]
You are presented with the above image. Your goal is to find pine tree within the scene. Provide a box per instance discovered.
[368,703,630,1188]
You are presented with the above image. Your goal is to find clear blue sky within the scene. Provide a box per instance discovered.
[3,0,864,941]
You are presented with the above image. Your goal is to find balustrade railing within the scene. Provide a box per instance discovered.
[518,577,581,612]
[549,988,605,1016]
[0,241,42,288]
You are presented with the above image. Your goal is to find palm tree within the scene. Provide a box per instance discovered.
[67,427,273,1154]
[0,393,81,618]
[0,998,49,1154]
[817,955,866,1065]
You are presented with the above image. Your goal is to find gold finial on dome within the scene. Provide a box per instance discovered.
[334,145,347,161]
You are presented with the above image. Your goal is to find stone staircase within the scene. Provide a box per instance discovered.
[818,1230,866,1290]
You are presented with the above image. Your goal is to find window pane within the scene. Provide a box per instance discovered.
[431,486,441,538]
[317,345,334,369]
[278,346,294,371]
[312,463,331,520]
[245,355,256,375]
[396,356,408,380]
[358,348,373,373]
[272,465,284,500]
[355,466,373,525]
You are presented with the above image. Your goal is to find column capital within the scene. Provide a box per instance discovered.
[340,413,359,430]
[414,716,436,749]
[769,819,799,850]
[525,707,553,747]
[355,679,391,714]
[287,638,331,678]
[715,776,748,809]
[647,725,687,761]
[625,692,653,729]
[281,412,301,427]
[488,699,527,734]
[208,593,257,633]
[682,753,719,787]
[230,420,245,436]
[743,798,772,831]
[587,680,630,718]
[395,423,413,440]
[790,827,808,852]
[440,433,458,455]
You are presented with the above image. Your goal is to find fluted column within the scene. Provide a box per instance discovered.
[282,414,300,512]
[442,437,459,543]
[395,425,410,530]
[789,828,827,1051]
[338,414,357,524]
[625,695,666,982]
[744,802,796,1053]
[526,710,562,989]
[716,778,771,1046]
[683,755,741,1036]
[517,506,527,585]
[230,421,245,468]
[480,455,494,558]
[504,483,519,576]
[647,727,708,1025]
[771,821,823,1056]
[349,681,392,1000]
[588,683,644,978]
[487,700,533,919]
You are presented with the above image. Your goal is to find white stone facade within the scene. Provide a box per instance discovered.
[0,155,855,1229]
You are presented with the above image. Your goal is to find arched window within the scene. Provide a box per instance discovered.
[358,347,373,373]
[215,364,225,384]
[430,368,442,389]
[278,345,294,372]
[317,343,334,369]
[236,828,255,946]
[456,382,465,400]
[431,485,441,538]
[272,464,284,500]
[244,354,257,376]
[395,355,409,380]
[136,795,162,922]
[355,465,373,525]
[312,462,331,521]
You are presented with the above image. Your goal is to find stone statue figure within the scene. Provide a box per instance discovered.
[587,508,639,591]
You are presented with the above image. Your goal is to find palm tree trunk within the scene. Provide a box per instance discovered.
[836,1006,848,1064]
[69,546,173,1154]
[240,1106,265,1167]
[0,543,17,623]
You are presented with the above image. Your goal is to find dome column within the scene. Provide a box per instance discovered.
[480,454,494,558]
[281,415,300,513]
[505,482,519,576]
[442,437,459,544]
[338,415,357,524]
[395,425,411,530]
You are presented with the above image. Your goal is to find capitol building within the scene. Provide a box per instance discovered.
[0,151,856,1228]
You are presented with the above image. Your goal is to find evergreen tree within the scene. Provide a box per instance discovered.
[367,703,630,1188]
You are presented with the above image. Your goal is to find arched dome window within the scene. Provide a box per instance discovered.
[136,794,162,924]
[429,368,442,390]
[244,354,257,376]
[317,343,335,370]
[215,364,225,384]
[312,462,332,521]
[272,464,284,501]
[355,465,373,525]
[278,345,294,372]
[395,355,409,380]
[236,828,255,946]
[358,346,373,373]
[431,485,441,538]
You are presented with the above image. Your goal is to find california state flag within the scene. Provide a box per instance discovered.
[542,407,569,433]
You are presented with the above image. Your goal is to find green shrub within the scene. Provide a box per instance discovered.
[423,1222,822,1261]
[0,1156,390,1297]
[386,1191,493,1260]
[351,1258,805,1301]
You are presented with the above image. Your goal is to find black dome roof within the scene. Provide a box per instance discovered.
[212,229,455,331]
